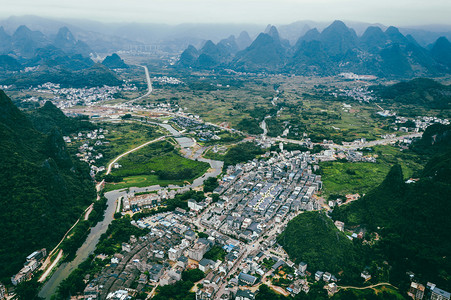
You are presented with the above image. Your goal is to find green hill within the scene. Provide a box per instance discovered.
[277,211,364,281]
[28,101,95,135]
[332,125,451,291]
[102,53,128,69]
[0,91,96,282]
[374,78,451,109]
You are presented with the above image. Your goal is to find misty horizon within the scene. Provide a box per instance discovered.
[1,0,451,27]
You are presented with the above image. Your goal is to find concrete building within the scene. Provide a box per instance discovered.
[408,282,425,300]
[430,286,451,300]
[236,289,255,300]
[188,243,208,262]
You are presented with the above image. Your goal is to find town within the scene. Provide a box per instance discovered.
[77,149,327,299]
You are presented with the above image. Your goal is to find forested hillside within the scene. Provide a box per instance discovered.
[28,100,95,135]
[0,91,96,282]
[277,211,364,283]
[374,78,451,109]
[331,124,451,291]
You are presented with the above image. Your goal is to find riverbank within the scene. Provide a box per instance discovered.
[38,122,223,299]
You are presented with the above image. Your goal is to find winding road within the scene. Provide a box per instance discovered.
[337,282,398,291]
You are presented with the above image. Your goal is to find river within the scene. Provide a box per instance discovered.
[38,189,123,299]
[38,122,223,299]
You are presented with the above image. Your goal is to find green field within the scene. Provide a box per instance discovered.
[92,122,166,166]
[134,72,403,142]
[106,140,210,191]
[319,145,425,196]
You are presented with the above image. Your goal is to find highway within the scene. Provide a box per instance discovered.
[125,65,152,104]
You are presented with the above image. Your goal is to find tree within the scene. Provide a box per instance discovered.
[13,280,43,300]
[211,193,220,203]
[203,177,219,193]
[182,269,205,282]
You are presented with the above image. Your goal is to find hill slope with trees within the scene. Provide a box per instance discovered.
[278,211,364,283]
[332,124,451,291]
[0,91,96,283]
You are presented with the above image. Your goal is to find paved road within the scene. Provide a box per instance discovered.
[125,65,152,104]
[38,250,63,282]
[274,132,422,151]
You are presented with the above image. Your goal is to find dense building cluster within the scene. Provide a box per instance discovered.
[11,249,47,286]
[208,150,322,242]
[31,82,137,108]
[152,76,183,85]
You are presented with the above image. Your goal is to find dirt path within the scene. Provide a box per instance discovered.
[337,282,397,291]
[84,203,94,220]
[38,250,63,282]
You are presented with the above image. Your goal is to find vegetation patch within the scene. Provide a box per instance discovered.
[278,211,364,283]
[318,145,424,196]
[223,142,266,168]
[105,140,209,190]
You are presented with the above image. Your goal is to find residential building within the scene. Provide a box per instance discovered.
[188,243,208,261]
[334,221,344,232]
[196,286,215,300]
[199,258,215,273]
[84,284,99,299]
[236,289,255,300]
[315,271,324,281]
[408,282,425,300]
[298,262,307,274]
[0,283,5,300]
[238,272,258,286]
[106,289,131,300]
[361,270,371,281]
[323,272,332,282]
[430,286,451,300]
[168,247,182,261]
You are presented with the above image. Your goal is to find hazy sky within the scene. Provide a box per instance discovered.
[1,0,451,26]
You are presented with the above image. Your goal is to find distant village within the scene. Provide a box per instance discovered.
[152,76,183,85]
[20,81,138,109]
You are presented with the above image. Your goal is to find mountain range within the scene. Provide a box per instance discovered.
[0,25,93,73]
[2,15,451,52]
[178,20,451,78]
[0,25,126,88]
[0,25,91,59]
